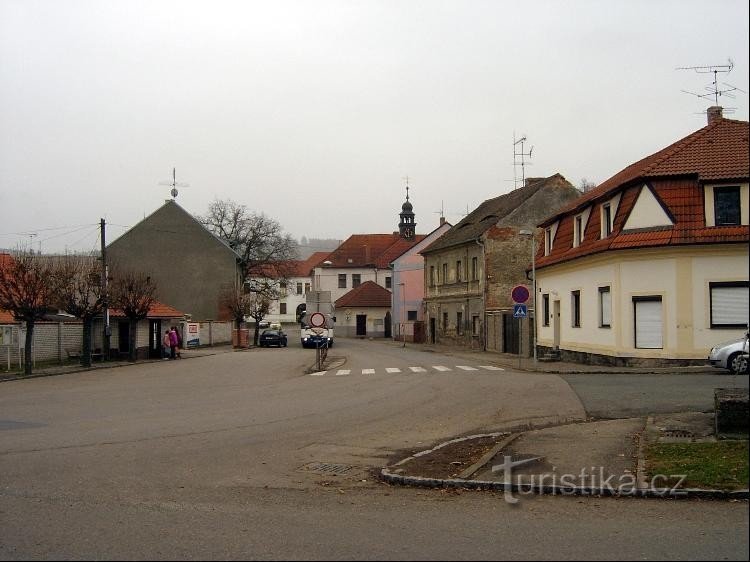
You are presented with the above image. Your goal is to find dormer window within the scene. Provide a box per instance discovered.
[714,186,741,226]
[601,203,613,237]
[573,215,584,247]
[544,227,553,256]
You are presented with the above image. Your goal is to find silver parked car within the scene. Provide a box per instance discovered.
[709,332,749,374]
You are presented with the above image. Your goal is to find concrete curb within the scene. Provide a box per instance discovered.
[379,431,750,500]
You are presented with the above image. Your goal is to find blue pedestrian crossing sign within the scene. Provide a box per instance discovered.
[513,304,528,318]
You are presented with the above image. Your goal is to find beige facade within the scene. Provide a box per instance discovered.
[536,245,748,363]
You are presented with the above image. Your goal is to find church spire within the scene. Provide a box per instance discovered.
[398,178,416,240]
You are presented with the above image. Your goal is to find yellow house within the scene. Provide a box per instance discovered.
[535,108,749,366]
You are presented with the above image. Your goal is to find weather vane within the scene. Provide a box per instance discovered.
[159,167,190,199]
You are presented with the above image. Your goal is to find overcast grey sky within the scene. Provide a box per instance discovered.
[1,0,748,253]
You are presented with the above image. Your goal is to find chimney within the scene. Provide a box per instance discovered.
[439,216,446,226]
[707,106,723,125]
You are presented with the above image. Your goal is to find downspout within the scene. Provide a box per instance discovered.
[475,237,486,351]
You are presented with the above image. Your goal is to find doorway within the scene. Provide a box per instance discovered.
[384,311,392,339]
[429,317,436,344]
[118,321,130,355]
[502,313,519,354]
[356,315,367,337]
[148,319,162,359]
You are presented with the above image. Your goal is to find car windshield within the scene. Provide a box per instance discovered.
[262,330,279,336]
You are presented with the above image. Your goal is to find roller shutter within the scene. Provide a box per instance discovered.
[634,298,662,349]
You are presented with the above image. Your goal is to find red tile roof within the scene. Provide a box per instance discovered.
[322,234,426,269]
[536,117,750,269]
[334,281,392,308]
[543,117,749,224]
[246,252,333,279]
[0,309,14,323]
[108,300,185,319]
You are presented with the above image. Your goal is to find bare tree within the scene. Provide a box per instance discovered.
[199,199,299,269]
[0,250,57,375]
[109,270,156,362]
[50,254,105,367]
[221,284,256,330]
[580,178,598,192]
[245,292,271,346]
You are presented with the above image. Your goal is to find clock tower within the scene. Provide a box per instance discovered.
[398,184,416,240]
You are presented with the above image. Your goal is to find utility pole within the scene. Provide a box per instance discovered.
[100,218,110,359]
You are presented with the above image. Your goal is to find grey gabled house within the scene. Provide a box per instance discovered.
[107,199,244,322]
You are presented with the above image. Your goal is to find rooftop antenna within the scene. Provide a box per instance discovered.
[513,132,533,190]
[677,58,745,111]
[159,167,190,199]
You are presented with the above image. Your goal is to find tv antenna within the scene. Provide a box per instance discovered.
[513,133,533,190]
[677,58,745,109]
[159,167,190,199]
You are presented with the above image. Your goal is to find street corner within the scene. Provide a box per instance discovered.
[380,418,749,500]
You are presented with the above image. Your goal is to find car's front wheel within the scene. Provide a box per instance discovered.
[729,352,748,375]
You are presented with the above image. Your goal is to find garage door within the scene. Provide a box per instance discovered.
[634,298,662,349]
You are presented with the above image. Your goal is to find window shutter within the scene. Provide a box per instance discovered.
[712,285,749,326]
[635,299,662,349]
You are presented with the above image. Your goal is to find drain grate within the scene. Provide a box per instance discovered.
[662,428,694,439]
[299,462,362,477]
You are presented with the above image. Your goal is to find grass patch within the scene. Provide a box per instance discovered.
[646,441,749,490]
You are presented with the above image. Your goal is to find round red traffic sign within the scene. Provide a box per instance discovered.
[309,312,326,328]
[511,285,530,304]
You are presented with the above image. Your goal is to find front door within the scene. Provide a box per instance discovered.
[503,313,519,354]
[430,317,436,344]
[118,321,130,354]
[356,315,367,337]
[553,300,561,349]
[148,320,162,359]
[384,311,392,338]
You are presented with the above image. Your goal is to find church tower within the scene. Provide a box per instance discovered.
[398,183,416,240]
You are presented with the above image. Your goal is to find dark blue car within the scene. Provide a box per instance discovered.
[259,329,288,348]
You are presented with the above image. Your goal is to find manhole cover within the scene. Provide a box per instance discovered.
[299,462,363,477]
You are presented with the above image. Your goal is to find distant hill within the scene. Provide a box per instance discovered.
[295,237,341,260]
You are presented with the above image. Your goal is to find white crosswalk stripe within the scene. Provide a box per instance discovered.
[310,365,503,377]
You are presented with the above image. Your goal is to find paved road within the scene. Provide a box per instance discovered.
[1,337,747,560]
[562,372,750,418]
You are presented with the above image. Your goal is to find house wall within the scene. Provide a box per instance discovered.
[392,222,452,339]
[0,322,84,367]
[107,201,241,322]
[336,307,390,338]
[423,242,485,348]
[312,267,392,303]
[536,245,749,363]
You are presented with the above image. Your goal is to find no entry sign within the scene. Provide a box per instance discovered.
[309,312,326,328]
[511,285,530,304]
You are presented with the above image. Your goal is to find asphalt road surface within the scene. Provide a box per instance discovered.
[1,337,747,560]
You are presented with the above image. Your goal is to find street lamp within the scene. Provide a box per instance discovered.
[519,229,537,366]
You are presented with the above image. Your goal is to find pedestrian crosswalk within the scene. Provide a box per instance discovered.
[309,364,505,377]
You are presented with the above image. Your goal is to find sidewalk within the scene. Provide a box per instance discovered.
[413,341,719,376]
[0,344,236,382]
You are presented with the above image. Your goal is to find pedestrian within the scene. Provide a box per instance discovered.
[162,330,171,360]
[168,326,179,360]
[175,326,183,359]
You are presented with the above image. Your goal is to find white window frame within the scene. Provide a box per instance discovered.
[710,282,749,328]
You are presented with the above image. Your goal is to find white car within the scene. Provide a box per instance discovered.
[709,332,749,374]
